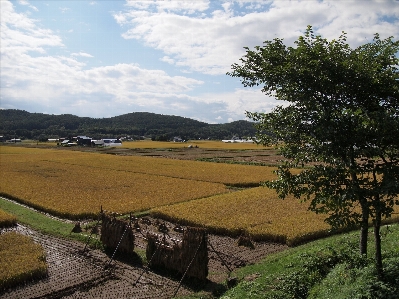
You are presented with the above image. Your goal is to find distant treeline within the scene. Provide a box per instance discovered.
[0,109,256,141]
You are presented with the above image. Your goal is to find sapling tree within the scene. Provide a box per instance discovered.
[228,26,399,278]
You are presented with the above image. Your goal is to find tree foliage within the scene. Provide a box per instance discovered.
[228,26,399,277]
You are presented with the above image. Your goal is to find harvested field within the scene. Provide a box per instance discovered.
[0,218,288,299]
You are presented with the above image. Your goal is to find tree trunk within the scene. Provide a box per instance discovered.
[372,170,383,280]
[359,199,369,255]
[374,204,384,280]
[351,162,368,256]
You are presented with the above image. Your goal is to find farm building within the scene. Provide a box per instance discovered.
[60,140,77,147]
[76,136,92,146]
[91,140,104,147]
[102,139,122,147]
[8,138,22,143]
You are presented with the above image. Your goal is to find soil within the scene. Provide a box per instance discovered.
[111,147,283,166]
[0,221,288,299]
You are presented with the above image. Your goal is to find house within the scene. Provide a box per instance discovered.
[60,140,77,147]
[102,139,122,147]
[8,138,21,143]
[91,140,104,147]
[222,136,255,143]
[76,136,92,146]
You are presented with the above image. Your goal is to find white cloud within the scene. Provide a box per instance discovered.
[1,1,205,118]
[1,0,398,123]
[59,7,70,14]
[160,55,174,64]
[18,0,38,11]
[194,88,280,121]
[115,0,399,75]
[0,1,63,55]
[71,52,94,58]
[125,0,210,14]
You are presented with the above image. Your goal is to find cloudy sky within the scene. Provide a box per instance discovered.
[1,0,398,123]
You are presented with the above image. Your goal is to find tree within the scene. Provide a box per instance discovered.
[228,26,399,279]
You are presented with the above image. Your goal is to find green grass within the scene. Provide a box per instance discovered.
[215,224,399,299]
[0,198,101,248]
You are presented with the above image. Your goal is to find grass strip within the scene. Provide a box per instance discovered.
[0,198,100,247]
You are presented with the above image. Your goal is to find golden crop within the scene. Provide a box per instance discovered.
[150,187,329,245]
[151,186,399,246]
[56,153,277,187]
[4,146,396,246]
[0,208,17,228]
[1,145,276,185]
[1,146,277,218]
[0,232,48,291]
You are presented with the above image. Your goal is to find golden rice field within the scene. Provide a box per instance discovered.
[0,232,48,291]
[0,208,17,228]
[0,146,277,219]
[54,152,276,186]
[3,145,397,246]
[151,186,399,246]
[151,187,331,246]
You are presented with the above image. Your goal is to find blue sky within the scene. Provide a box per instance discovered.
[1,0,399,123]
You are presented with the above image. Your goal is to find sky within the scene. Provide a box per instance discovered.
[1,0,399,124]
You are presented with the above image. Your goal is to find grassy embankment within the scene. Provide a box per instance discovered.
[178,224,399,299]
[218,223,399,299]
[0,197,145,262]
[0,198,100,247]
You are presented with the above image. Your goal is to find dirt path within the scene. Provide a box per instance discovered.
[1,221,287,299]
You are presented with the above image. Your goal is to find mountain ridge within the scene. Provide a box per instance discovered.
[0,109,256,141]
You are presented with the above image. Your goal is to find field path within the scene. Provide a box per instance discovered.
[1,221,288,298]
[0,224,192,299]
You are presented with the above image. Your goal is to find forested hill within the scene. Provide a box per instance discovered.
[0,109,256,141]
